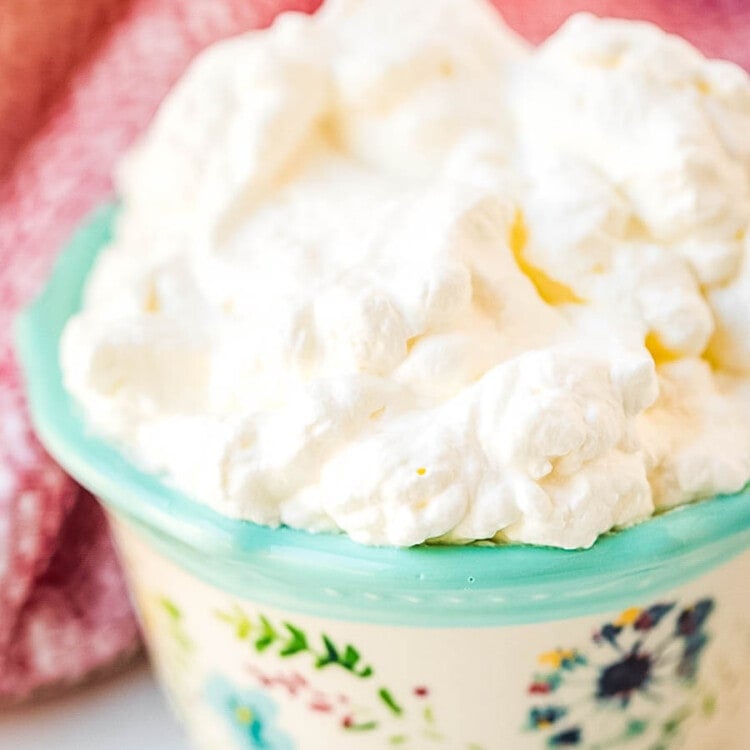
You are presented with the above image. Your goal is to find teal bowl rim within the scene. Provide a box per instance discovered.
[15,203,750,626]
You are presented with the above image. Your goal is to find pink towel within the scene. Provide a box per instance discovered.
[0,0,132,181]
[0,0,748,702]
[0,0,319,703]
[502,0,750,66]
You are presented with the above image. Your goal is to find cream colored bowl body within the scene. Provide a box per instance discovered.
[111,518,750,750]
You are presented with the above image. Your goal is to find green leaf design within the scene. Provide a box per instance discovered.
[215,607,375,677]
[214,606,252,641]
[662,706,691,738]
[280,623,308,656]
[219,603,457,740]
[159,597,193,653]
[378,688,403,716]
[173,628,193,653]
[236,617,252,640]
[344,720,379,732]
[214,610,235,625]
[624,719,648,737]
[702,693,717,717]
[160,597,181,621]
[255,615,278,652]
[342,644,361,669]
[316,634,339,667]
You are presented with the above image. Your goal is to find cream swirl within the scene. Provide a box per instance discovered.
[62,0,750,547]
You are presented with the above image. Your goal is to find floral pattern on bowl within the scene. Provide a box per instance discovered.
[212,605,471,747]
[526,598,716,748]
[109,517,750,750]
[205,674,295,750]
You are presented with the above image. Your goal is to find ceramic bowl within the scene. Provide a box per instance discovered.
[16,206,750,750]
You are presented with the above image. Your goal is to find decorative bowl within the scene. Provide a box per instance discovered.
[16,206,750,750]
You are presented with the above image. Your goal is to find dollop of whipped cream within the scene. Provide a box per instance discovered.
[61,0,750,548]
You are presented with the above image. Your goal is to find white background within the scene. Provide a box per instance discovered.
[0,662,187,750]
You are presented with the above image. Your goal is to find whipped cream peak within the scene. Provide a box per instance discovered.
[62,0,750,548]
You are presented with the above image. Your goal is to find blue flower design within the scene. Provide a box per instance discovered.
[525,598,716,748]
[205,674,295,749]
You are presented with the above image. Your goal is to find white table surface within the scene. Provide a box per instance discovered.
[0,662,187,750]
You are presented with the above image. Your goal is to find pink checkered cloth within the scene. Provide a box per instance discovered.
[0,0,748,702]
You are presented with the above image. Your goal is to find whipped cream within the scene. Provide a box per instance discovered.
[61,0,750,548]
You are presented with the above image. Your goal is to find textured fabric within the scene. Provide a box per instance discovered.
[501,0,750,69]
[0,0,748,702]
[0,0,320,703]
[0,0,133,180]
